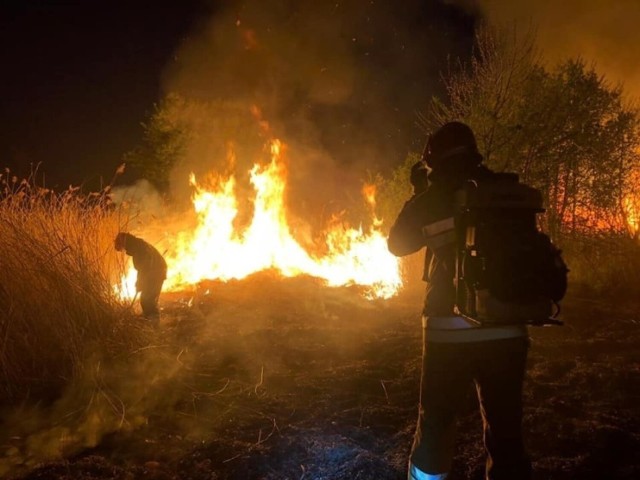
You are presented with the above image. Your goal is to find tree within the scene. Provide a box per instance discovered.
[426,26,540,171]
[427,26,640,242]
[124,93,188,193]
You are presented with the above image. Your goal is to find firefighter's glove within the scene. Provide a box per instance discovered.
[410,160,428,195]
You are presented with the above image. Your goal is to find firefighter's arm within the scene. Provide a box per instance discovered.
[387,193,429,256]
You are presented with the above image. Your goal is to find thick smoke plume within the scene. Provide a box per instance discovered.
[158,0,475,222]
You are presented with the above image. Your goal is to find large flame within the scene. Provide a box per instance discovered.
[118,139,402,300]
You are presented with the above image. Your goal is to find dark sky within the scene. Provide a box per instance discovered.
[0,0,209,188]
[0,0,477,190]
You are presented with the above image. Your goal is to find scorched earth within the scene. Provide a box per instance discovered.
[10,272,640,480]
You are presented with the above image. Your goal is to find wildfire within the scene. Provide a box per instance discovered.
[624,195,640,236]
[118,139,402,300]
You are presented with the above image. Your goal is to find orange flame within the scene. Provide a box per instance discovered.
[362,183,376,208]
[362,183,383,228]
[117,139,402,300]
[624,195,640,236]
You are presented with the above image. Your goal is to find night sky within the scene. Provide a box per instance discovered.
[0,1,477,190]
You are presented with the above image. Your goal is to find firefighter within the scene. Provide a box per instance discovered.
[388,122,532,480]
[115,232,167,322]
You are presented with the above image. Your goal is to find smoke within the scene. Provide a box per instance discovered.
[0,346,190,476]
[0,5,481,472]
[0,274,393,477]
[110,179,164,217]
[157,0,476,222]
[474,0,640,98]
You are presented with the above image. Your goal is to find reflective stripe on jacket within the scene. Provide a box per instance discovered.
[423,316,528,343]
[422,217,456,250]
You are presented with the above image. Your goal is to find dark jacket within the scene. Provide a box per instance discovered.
[388,156,494,316]
[122,235,167,291]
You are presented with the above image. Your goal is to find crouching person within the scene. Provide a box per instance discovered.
[115,232,167,324]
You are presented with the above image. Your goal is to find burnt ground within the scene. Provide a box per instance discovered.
[7,273,640,480]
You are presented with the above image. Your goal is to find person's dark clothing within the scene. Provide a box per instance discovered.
[389,159,495,317]
[412,334,531,479]
[119,234,167,318]
[388,147,532,479]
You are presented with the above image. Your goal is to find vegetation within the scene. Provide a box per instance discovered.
[382,26,640,296]
[124,93,268,197]
[0,24,638,478]
[0,171,147,404]
[123,94,189,193]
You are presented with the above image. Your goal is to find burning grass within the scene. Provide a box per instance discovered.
[0,136,406,475]
[1,140,637,478]
[117,138,403,301]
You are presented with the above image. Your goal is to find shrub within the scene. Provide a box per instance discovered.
[563,233,640,298]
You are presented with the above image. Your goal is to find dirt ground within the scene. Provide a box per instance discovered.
[9,273,640,480]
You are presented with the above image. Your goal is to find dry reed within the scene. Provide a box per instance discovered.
[0,171,147,404]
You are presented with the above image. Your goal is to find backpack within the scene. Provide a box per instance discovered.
[453,172,568,326]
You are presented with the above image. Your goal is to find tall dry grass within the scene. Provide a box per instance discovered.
[0,172,147,404]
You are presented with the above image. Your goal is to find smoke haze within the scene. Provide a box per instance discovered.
[476,0,640,98]
[157,0,476,219]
